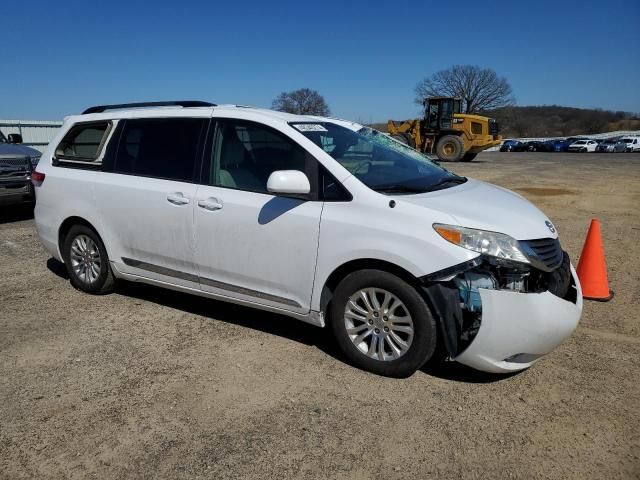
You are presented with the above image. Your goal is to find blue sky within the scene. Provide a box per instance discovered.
[2,0,639,121]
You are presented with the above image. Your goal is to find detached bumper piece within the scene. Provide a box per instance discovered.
[422,252,582,373]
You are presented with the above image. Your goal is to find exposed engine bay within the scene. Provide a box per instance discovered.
[423,251,577,357]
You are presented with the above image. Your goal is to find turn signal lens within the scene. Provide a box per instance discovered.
[434,226,461,245]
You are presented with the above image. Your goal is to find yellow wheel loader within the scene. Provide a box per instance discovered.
[387,97,502,162]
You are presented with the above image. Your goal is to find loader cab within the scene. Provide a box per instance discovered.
[424,97,462,131]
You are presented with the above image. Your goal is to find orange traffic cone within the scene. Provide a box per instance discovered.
[576,219,614,302]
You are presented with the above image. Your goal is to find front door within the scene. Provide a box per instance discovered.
[193,120,322,314]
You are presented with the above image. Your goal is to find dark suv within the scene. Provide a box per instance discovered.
[0,131,41,205]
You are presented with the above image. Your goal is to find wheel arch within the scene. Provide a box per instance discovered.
[58,216,111,260]
[319,258,424,316]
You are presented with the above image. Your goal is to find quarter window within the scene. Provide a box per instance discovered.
[114,118,205,182]
[209,121,309,194]
[55,122,111,163]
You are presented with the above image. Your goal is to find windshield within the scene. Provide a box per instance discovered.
[292,122,465,194]
[573,141,586,145]
[0,131,6,143]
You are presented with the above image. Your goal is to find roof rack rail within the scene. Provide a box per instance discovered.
[82,101,216,115]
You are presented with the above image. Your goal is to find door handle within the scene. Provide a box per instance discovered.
[198,197,223,211]
[167,192,190,206]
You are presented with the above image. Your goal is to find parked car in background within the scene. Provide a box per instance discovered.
[568,139,598,152]
[555,137,589,152]
[0,130,41,206]
[620,137,640,152]
[523,140,545,152]
[499,140,526,152]
[546,139,568,152]
[596,139,627,153]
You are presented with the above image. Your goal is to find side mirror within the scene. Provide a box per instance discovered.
[267,170,310,195]
[8,133,23,144]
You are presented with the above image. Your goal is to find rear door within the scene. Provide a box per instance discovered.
[192,119,323,314]
[95,117,207,288]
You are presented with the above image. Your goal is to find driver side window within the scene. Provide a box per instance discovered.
[209,121,308,194]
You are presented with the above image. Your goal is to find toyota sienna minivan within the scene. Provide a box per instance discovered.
[33,101,582,377]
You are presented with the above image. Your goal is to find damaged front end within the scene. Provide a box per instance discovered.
[421,241,580,370]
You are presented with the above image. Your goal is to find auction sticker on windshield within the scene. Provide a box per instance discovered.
[291,123,328,132]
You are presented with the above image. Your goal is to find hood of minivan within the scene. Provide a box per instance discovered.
[400,179,558,241]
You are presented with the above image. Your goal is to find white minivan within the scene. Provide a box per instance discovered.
[33,101,582,377]
[620,136,640,152]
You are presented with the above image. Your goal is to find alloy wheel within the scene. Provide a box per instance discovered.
[69,234,102,284]
[344,288,414,361]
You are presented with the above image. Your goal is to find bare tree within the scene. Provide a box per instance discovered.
[272,88,330,116]
[415,65,514,113]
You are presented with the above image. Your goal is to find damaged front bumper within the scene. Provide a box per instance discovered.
[422,253,582,373]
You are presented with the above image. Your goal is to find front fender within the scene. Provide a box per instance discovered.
[311,193,477,312]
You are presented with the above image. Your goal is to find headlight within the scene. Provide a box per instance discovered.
[30,155,41,167]
[433,223,529,264]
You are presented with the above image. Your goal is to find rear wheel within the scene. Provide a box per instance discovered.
[436,135,465,162]
[461,152,478,162]
[329,269,437,377]
[62,225,115,294]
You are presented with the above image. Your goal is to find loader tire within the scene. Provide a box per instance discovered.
[436,135,465,162]
[391,133,415,148]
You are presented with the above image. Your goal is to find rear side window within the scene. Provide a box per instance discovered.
[114,118,205,182]
[55,122,111,164]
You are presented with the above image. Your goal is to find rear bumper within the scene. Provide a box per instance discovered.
[34,200,63,262]
[454,265,582,373]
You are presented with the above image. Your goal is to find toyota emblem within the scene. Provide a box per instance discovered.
[545,220,556,234]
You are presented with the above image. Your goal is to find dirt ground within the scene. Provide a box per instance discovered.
[1,152,639,479]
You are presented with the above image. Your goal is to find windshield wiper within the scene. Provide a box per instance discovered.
[372,184,428,194]
[425,176,467,191]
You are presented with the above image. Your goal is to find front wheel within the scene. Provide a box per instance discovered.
[436,135,465,162]
[329,269,437,377]
[391,133,416,149]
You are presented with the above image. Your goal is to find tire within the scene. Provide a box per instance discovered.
[62,224,115,294]
[328,269,437,378]
[436,135,464,162]
[461,152,477,162]
[391,133,415,148]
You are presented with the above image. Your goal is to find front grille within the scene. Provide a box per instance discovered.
[0,156,31,177]
[546,251,575,301]
[519,237,564,272]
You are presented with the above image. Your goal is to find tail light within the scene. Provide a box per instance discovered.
[31,170,46,187]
